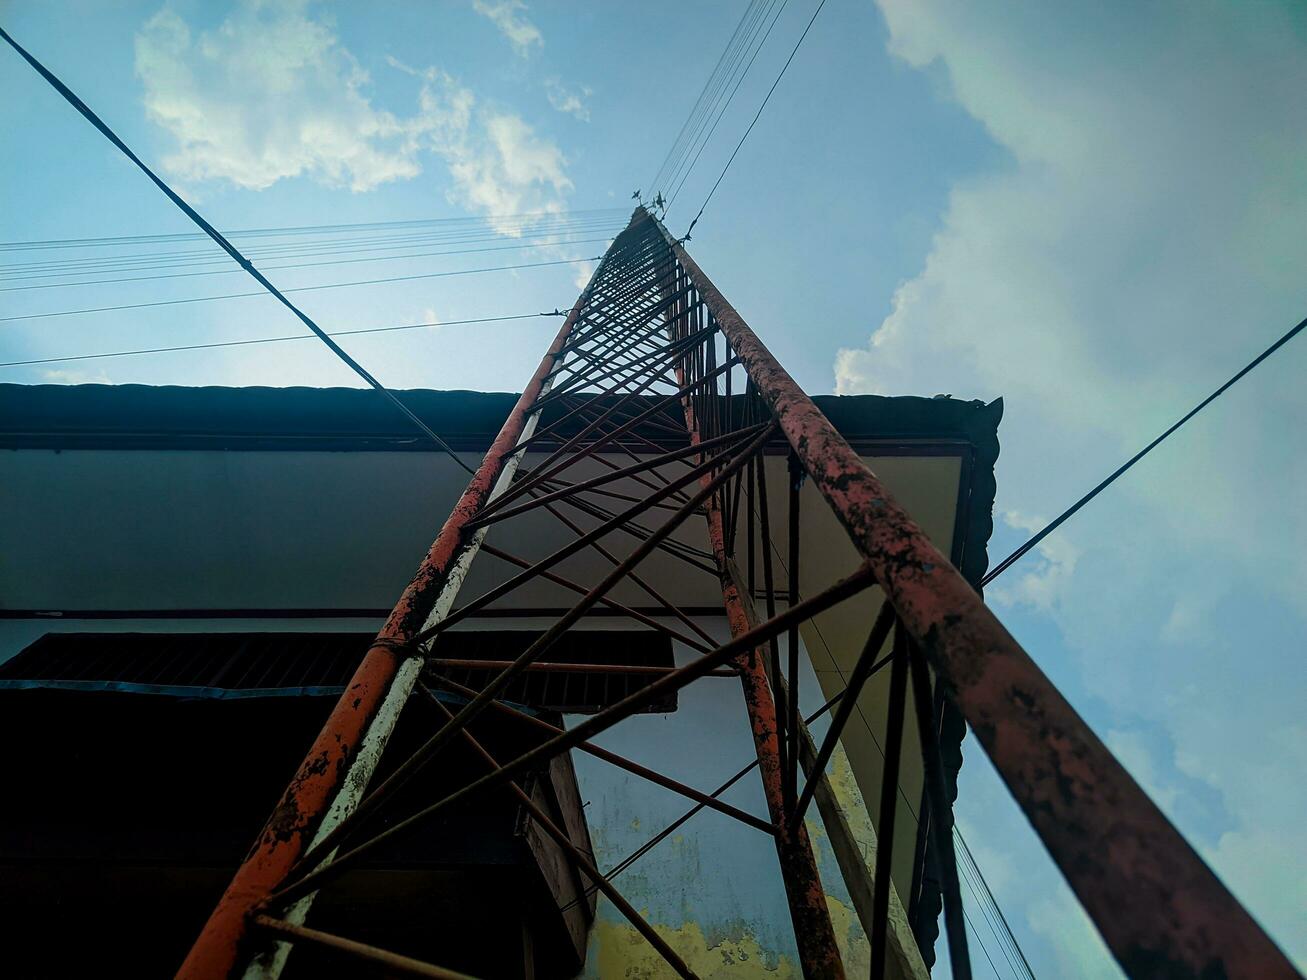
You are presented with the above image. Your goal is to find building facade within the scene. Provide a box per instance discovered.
[0,382,1000,977]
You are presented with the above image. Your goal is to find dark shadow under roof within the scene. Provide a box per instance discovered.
[0,382,1001,455]
[0,381,1003,589]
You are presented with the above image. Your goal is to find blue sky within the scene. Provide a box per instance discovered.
[2,1,1304,975]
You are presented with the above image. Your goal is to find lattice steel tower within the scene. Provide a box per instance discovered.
[177,209,1294,980]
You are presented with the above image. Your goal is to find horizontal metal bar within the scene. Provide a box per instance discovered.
[428,672,775,835]
[548,493,720,577]
[426,657,738,677]
[470,422,763,530]
[534,475,689,513]
[477,542,712,653]
[425,691,699,980]
[267,563,876,908]
[533,501,720,650]
[430,423,759,637]
[249,915,476,980]
[289,426,771,876]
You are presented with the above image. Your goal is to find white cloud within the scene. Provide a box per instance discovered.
[1025,880,1122,980]
[1172,717,1307,967]
[472,0,542,57]
[570,259,596,291]
[448,112,571,217]
[41,368,113,385]
[545,77,592,121]
[135,2,573,231]
[836,2,1307,603]
[135,2,423,192]
[411,76,572,233]
[987,510,1078,613]
[839,1,1307,969]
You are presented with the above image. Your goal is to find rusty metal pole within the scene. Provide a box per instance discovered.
[671,300,845,979]
[711,511,847,980]
[425,693,700,980]
[177,228,628,980]
[648,209,1297,979]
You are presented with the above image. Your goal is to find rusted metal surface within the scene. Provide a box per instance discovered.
[726,556,928,980]
[177,242,603,979]
[705,506,845,978]
[429,673,776,834]
[176,201,1295,980]
[426,693,700,980]
[471,423,754,528]
[268,422,789,907]
[476,542,711,652]
[722,566,847,980]
[671,282,846,978]
[265,565,878,911]
[648,209,1297,978]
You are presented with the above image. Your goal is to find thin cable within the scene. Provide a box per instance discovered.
[0,256,599,323]
[0,225,618,280]
[681,0,827,239]
[0,207,626,251]
[960,901,1006,980]
[955,841,1023,979]
[1,236,613,292]
[659,0,780,200]
[656,0,776,195]
[0,313,560,369]
[648,0,760,193]
[662,0,781,202]
[0,215,621,274]
[667,0,790,208]
[0,26,491,470]
[956,828,1035,980]
[983,313,1307,586]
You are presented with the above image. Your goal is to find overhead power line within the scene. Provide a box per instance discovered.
[955,828,1036,980]
[648,0,760,194]
[0,215,622,275]
[984,312,1307,585]
[682,0,828,241]
[654,0,787,202]
[0,236,613,292]
[666,0,791,208]
[0,255,600,324]
[0,313,562,369]
[0,25,514,472]
[0,207,626,252]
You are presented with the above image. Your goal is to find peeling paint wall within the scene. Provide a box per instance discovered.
[567,620,874,978]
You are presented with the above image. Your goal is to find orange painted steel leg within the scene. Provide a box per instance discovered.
[176,270,596,979]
